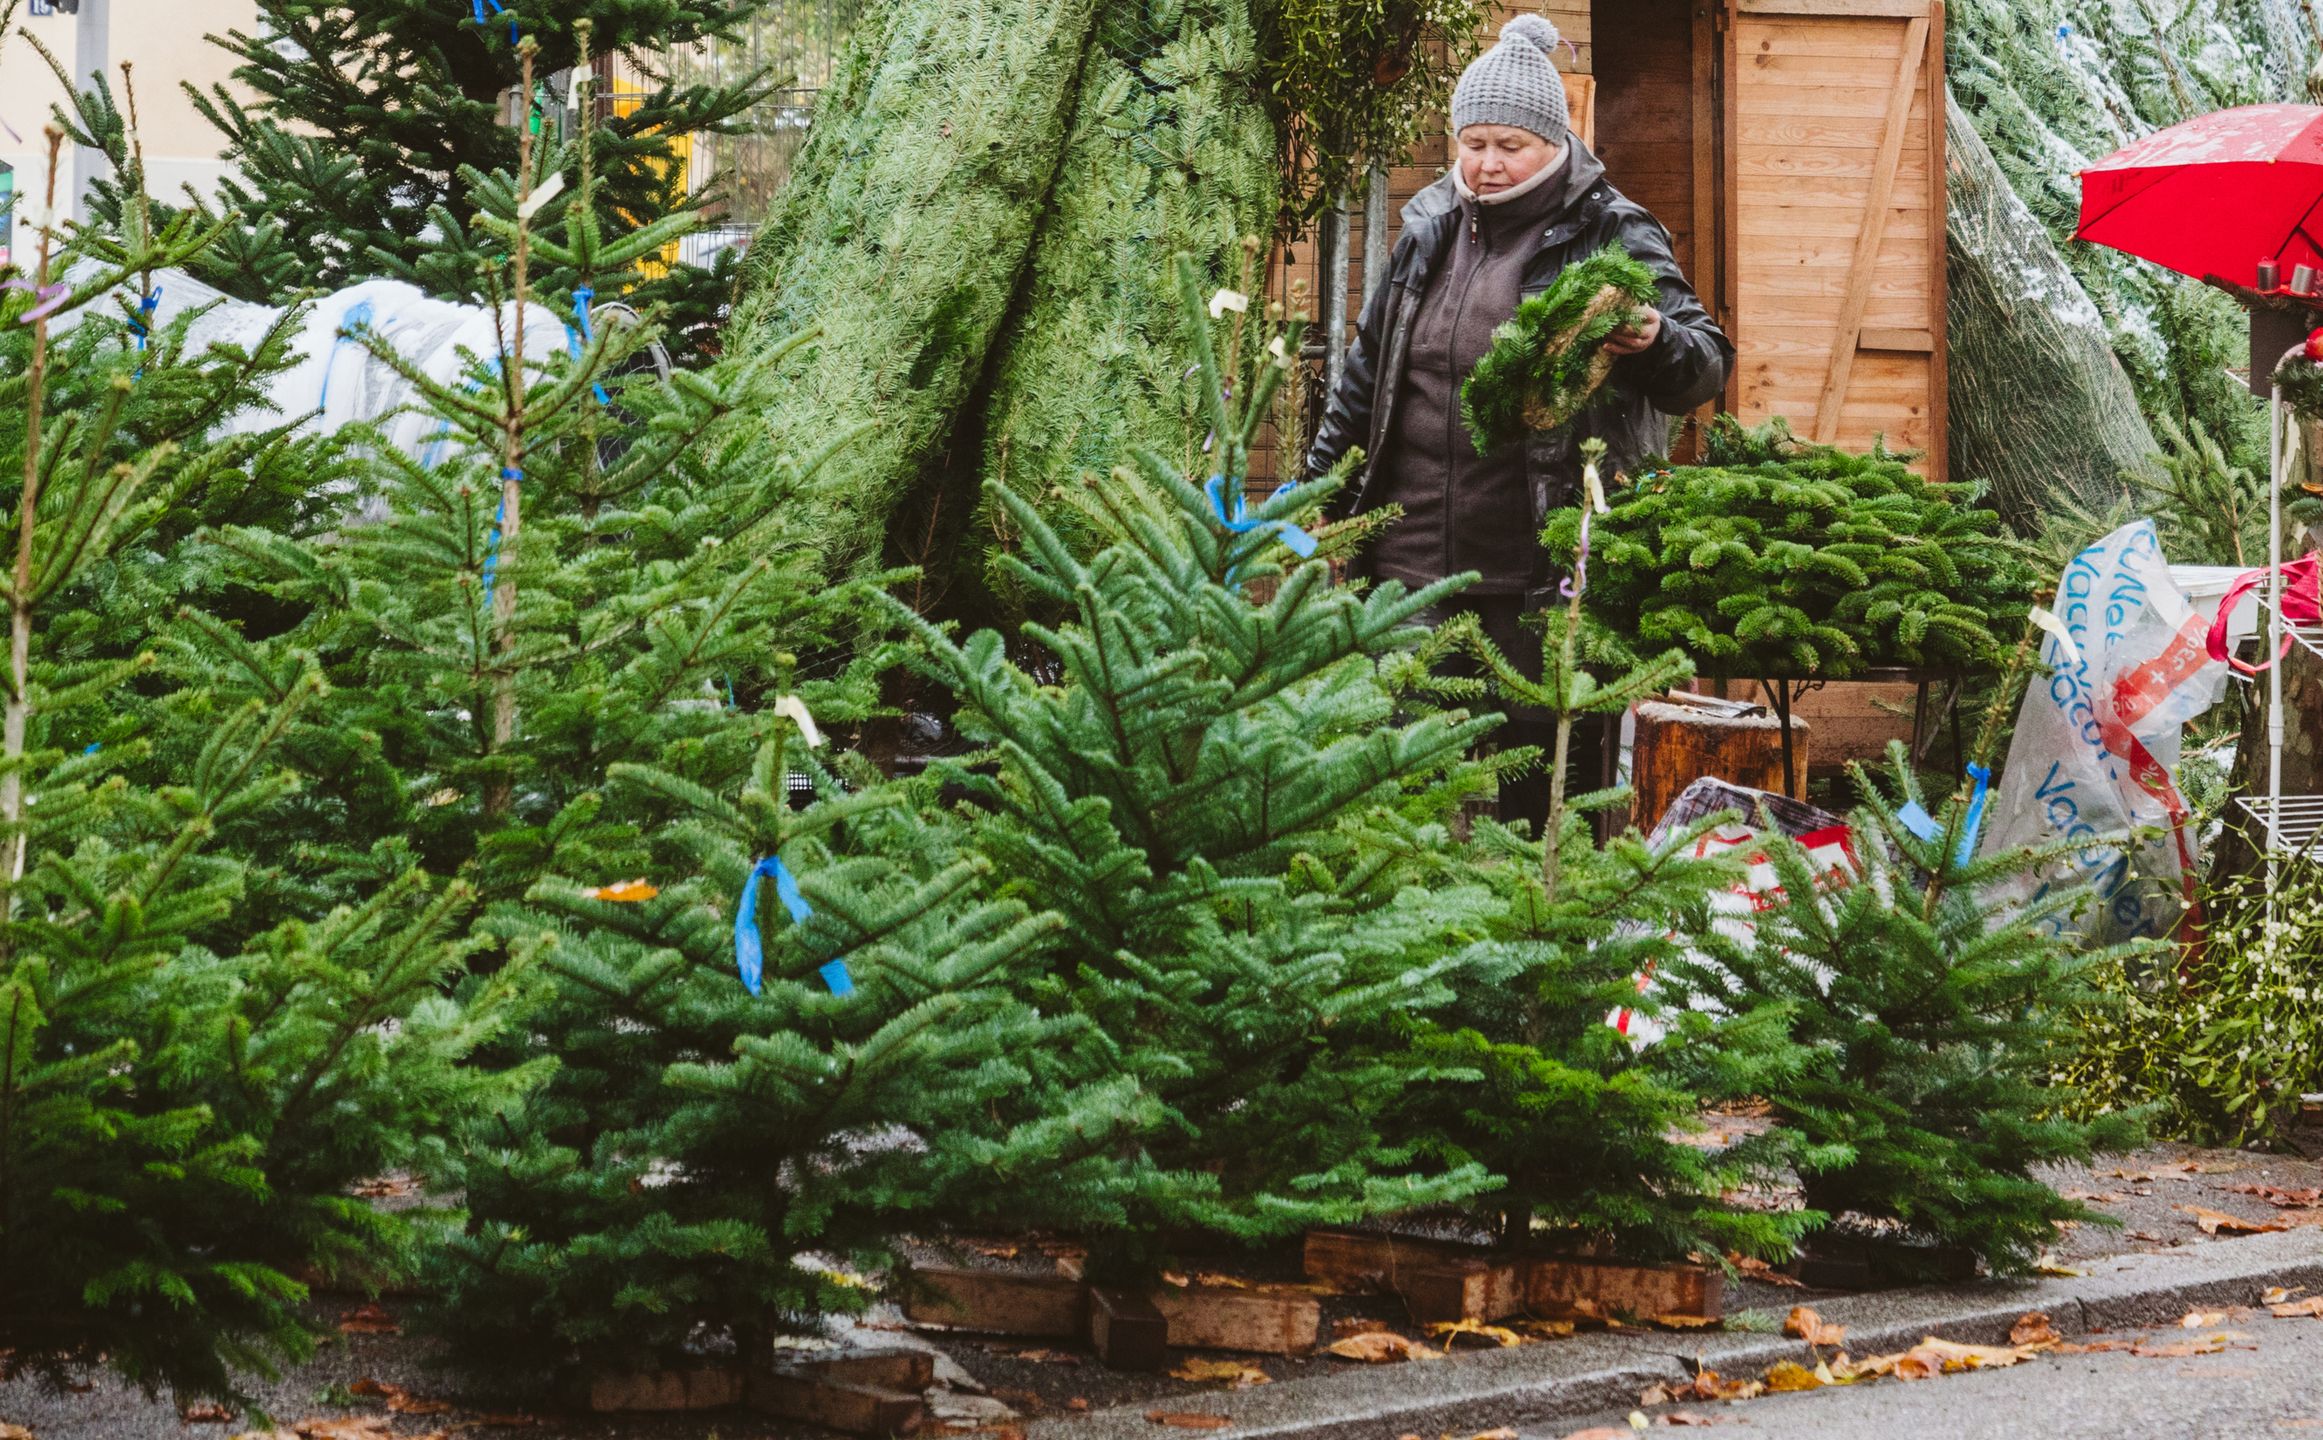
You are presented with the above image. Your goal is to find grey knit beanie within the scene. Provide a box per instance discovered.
[1451,15,1570,146]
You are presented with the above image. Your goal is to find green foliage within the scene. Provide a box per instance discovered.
[891,260,1505,1275]
[965,0,1281,626]
[736,0,1103,584]
[0,142,523,1407]
[1714,747,2142,1275]
[1551,418,2033,679]
[1461,244,1658,453]
[2067,861,2323,1148]
[1255,0,1490,225]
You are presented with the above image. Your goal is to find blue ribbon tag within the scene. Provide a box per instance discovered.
[734,854,852,997]
[480,466,521,602]
[1205,474,1318,558]
[567,286,611,405]
[1956,762,1993,866]
[1894,801,1942,843]
[470,0,517,42]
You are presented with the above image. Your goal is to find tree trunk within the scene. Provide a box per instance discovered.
[736,0,1104,579]
[1944,89,2156,532]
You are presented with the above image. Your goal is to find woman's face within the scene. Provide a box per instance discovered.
[1457,125,1564,197]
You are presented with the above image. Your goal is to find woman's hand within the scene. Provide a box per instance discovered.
[1603,307,1663,357]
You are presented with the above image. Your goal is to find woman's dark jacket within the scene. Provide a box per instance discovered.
[1304,140,1733,600]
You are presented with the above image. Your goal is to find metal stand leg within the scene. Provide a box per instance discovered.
[1772,677,1797,798]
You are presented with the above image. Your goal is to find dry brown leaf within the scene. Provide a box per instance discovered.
[1169,1358,1270,1388]
[1727,1253,1805,1289]
[181,1402,237,1423]
[1671,1368,1763,1401]
[292,1420,393,1440]
[2055,1338,2140,1355]
[968,1242,1021,1260]
[0,1426,33,1440]
[1429,1319,1524,1350]
[1331,1317,1392,1339]
[1558,1430,1637,1440]
[2176,1205,2291,1236]
[1458,1431,1520,1440]
[1762,1360,1824,1393]
[1873,1336,2040,1381]
[1068,1399,1090,1413]
[1652,1313,1719,1330]
[2272,1297,2323,1318]
[2263,1286,2305,1305]
[2110,1168,2157,1182]
[334,1303,399,1335]
[2033,1256,2086,1277]
[1158,1271,1191,1289]
[1325,1331,1436,1364]
[1144,1412,1230,1430]
[2180,1309,2232,1328]
[2229,1184,2323,1208]
[2059,1190,2123,1203]
[1660,1412,1733,1427]
[1512,1317,1578,1340]
[2131,1333,2253,1358]
[1015,1349,1083,1366]
[2010,1312,2062,1348]
[1783,1306,1845,1347]
[1189,1272,1251,1290]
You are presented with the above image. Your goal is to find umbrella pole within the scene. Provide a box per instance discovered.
[2270,379,2287,911]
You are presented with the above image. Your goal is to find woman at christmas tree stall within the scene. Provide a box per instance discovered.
[1304,13,1731,832]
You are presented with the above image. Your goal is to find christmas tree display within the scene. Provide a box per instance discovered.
[0,129,527,1405]
[735,0,1102,581]
[178,0,772,313]
[1389,445,1821,1260]
[889,261,1505,1276]
[1550,418,2032,680]
[964,0,1279,623]
[1461,245,1660,453]
[1710,738,2142,1275]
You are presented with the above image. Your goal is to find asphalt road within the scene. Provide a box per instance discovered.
[1532,1310,2323,1440]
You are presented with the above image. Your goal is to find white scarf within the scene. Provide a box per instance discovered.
[1453,146,1568,207]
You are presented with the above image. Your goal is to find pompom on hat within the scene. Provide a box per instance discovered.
[1451,15,1571,147]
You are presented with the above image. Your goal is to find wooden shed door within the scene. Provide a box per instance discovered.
[1724,0,1946,476]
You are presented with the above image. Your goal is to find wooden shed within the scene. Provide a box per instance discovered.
[1278,0,1948,478]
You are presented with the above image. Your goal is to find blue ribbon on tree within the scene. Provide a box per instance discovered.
[126,285,161,378]
[566,286,611,405]
[481,466,521,602]
[1204,474,1317,559]
[1956,762,1993,866]
[734,854,853,996]
[470,0,518,43]
[1894,801,1942,844]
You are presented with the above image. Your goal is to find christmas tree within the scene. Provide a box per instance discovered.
[889,259,1506,1277]
[1551,418,2031,681]
[1387,444,1821,1260]
[1710,733,2142,1275]
[56,0,772,316]
[961,0,1279,625]
[0,127,526,1407]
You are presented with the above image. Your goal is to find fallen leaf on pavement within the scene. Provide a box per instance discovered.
[1866,1336,2041,1381]
[1762,1360,1825,1393]
[2264,1286,2305,1305]
[1784,1306,1845,1346]
[1331,1318,1390,1339]
[2059,1190,2123,1203]
[1558,1430,1637,1440]
[1325,1332,1436,1363]
[2176,1206,2290,1236]
[1144,1413,1230,1430]
[345,1378,450,1415]
[1068,1398,1090,1412]
[2110,1169,2157,1182]
[1456,1431,1518,1440]
[182,1402,237,1423]
[2033,1255,2085,1277]
[1727,1253,1804,1288]
[1429,1319,1524,1350]
[0,1425,32,1440]
[1512,1317,1577,1340]
[2229,1184,2323,1208]
[2180,1310,2233,1328]
[1659,1412,1733,1427]
[2010,1312,2062,1347]
[335,1303,399,1335]
[1651,1314,1719,1330]
[2129,1231,2169,1244]
[2273,1297,2323,1318]
[1158,1271,1191,1289]
[291,1420,393,1440]
[1668,1368,1763,1402]
[2131,1333,2253,1358]
[1015,1349,1083,1366]
[1169,1358,1269,1387]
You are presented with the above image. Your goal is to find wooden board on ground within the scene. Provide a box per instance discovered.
[588,1366,745,1413]
[751,1376,924,1435]
[1090,1286,1171,1371]
[1150,1282,1321,1356]
[1303,1229,1522,1325]
[902,1264,1088,1338]
[1525,1257,1725,1322]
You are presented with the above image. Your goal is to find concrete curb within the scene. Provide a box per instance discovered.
[1027,1230,2323,1440]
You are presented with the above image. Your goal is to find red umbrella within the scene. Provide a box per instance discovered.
[2078,103,2323,287]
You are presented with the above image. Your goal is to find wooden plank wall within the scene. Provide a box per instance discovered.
[1726,0,1945,470]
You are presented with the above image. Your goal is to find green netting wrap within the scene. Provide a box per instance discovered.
[968,0,1281,621]
[1460,243,1658,453]
[735,0,1103,576]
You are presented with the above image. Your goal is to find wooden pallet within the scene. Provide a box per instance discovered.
[1303,1229,1523,1325]
[1525,1257,1724,1322]
[901,1263,1088,1338]
[586,1347,934,1434]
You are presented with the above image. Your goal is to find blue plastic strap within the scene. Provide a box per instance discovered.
[565,287,612,405]
[1894,801,1942,844]
[734,854,852,996]
[1204,474,1318,559]
[317,298,374,410]
[471,0,517,42]
[1956,762,1993,866]
[128,285,161,378]
[480,466,521,602]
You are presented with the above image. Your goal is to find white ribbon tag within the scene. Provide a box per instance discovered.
[516,171,568,220]
[1207,288,1248,319]
[774,694,824,748]
[1582,463,1611,516]
[2029,605,2082,668]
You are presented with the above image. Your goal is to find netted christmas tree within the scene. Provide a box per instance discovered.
[1707,727,2143,1275]
[888,260,1507,1277]
[0,127,527,1408]
[961,0,1280,625]
[1384,444,1823,1261]
[1550,417,2032,681]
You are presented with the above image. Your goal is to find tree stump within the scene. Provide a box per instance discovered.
[1630,694,1806,831]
